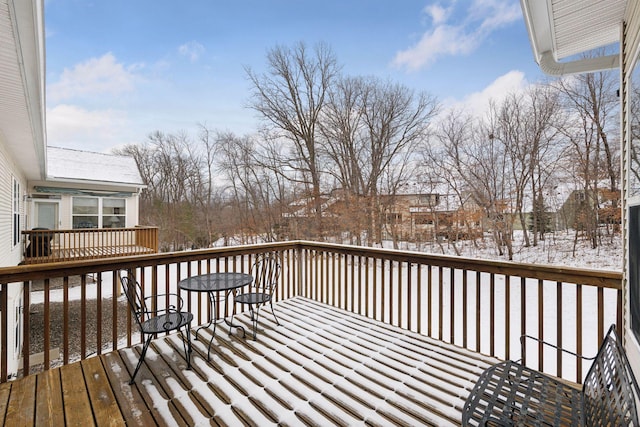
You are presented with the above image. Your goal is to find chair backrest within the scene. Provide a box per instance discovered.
[120,274,146,330]
[582,325,640,426]
[251,253,281,296]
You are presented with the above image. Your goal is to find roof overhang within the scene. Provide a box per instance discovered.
[0,0,46,180]
[520,0,626,76]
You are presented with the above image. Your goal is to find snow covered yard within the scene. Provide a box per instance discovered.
[395,230,622,271]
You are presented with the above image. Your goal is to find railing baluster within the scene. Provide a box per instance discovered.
[520,276,526,361]
[417,263,422,334]
[381,259,386,324]
[462,269,467,348]
[365,256,370,318]
[577,284,583,380]
[598,286,604,342]
[81,274,86,359]
[438,266,443,341]
[397,260,402,328]
[538,278,544,372]
[450,267,454,344]
[111,271,118,351]
[358,255,363,315]
[475,271,480,353]
[22,280,30,374]
[63,276,69,365]
[98,272,104,351]
[372,258,378,321]
[505,275,510,361]
[428,265,433,339]
[44,278,50,369]
[557,281,562,378]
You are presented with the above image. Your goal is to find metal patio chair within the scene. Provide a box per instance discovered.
[120,273,193,384]
[232,253,281,340]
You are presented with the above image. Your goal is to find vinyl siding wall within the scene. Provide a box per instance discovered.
[623,0,640,379]
[0,141,25,268]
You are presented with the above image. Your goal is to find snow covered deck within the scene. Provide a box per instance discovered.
[0,297,498,426]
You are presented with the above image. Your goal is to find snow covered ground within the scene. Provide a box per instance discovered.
[391,230,622,271]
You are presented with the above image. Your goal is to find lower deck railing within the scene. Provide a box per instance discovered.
[0,241,621,384]
[21,226,159,264]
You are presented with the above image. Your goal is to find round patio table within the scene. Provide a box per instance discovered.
[178,272,253,360]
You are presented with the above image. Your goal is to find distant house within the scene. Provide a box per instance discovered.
[281,190,483,242]
[380,192,483,242]
[558,187,621,229]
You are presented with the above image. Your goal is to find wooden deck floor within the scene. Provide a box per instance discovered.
[0,297,498,426]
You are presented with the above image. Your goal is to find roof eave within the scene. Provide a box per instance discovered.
[520,0,623,76]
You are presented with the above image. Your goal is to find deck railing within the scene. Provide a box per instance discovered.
[0,241,621,384]
[21,226,159,264]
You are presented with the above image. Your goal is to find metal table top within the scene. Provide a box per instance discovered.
[178,272,253,293]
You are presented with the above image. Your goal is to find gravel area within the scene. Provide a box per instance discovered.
[28,277,131,370]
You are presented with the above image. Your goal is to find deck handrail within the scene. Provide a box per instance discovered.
[0,240,622,384]
[21,226,159,264]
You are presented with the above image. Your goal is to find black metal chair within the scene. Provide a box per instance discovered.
[232,253,281,340]
[120,273,193,384]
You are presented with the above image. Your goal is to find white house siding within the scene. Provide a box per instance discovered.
[0,142,26,268]
[623,0,640,381]
[0,141,26,378]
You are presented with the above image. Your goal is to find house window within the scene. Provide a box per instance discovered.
[72,197,126,229]
[12,178,20,247]
[385,213,401,223]
[414,214,434,225]
[418,194,440,205]
[103,198,126,228]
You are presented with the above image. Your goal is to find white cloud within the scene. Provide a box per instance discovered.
[424,4,451,25]
[393,24,477,70]
[48,53,137,102]
[393,0,521,71]
[442,70,529,117]
[46,104,135,152]
[178,41,205,62]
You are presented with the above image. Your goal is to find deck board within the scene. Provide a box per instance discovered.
[2,297,497,426]
[60,362,98,426]
[35,369,65,426]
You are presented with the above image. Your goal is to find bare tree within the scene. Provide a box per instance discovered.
[114,131,213,250]
[437,108,514,259]
[320,76,438,245]
[361,78,439,245]
[421,109,481,255]
[245,41,340,239]
[557,66,620,246]
[216,131,290,243]
[497,85,564,247]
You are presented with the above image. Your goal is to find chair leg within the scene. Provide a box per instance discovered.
[250,304,261,340]
[182,322,192,370]
[269,300,280,326]
[130,334,153,385]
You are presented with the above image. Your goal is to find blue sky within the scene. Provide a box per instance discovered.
[44,0,545,153]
